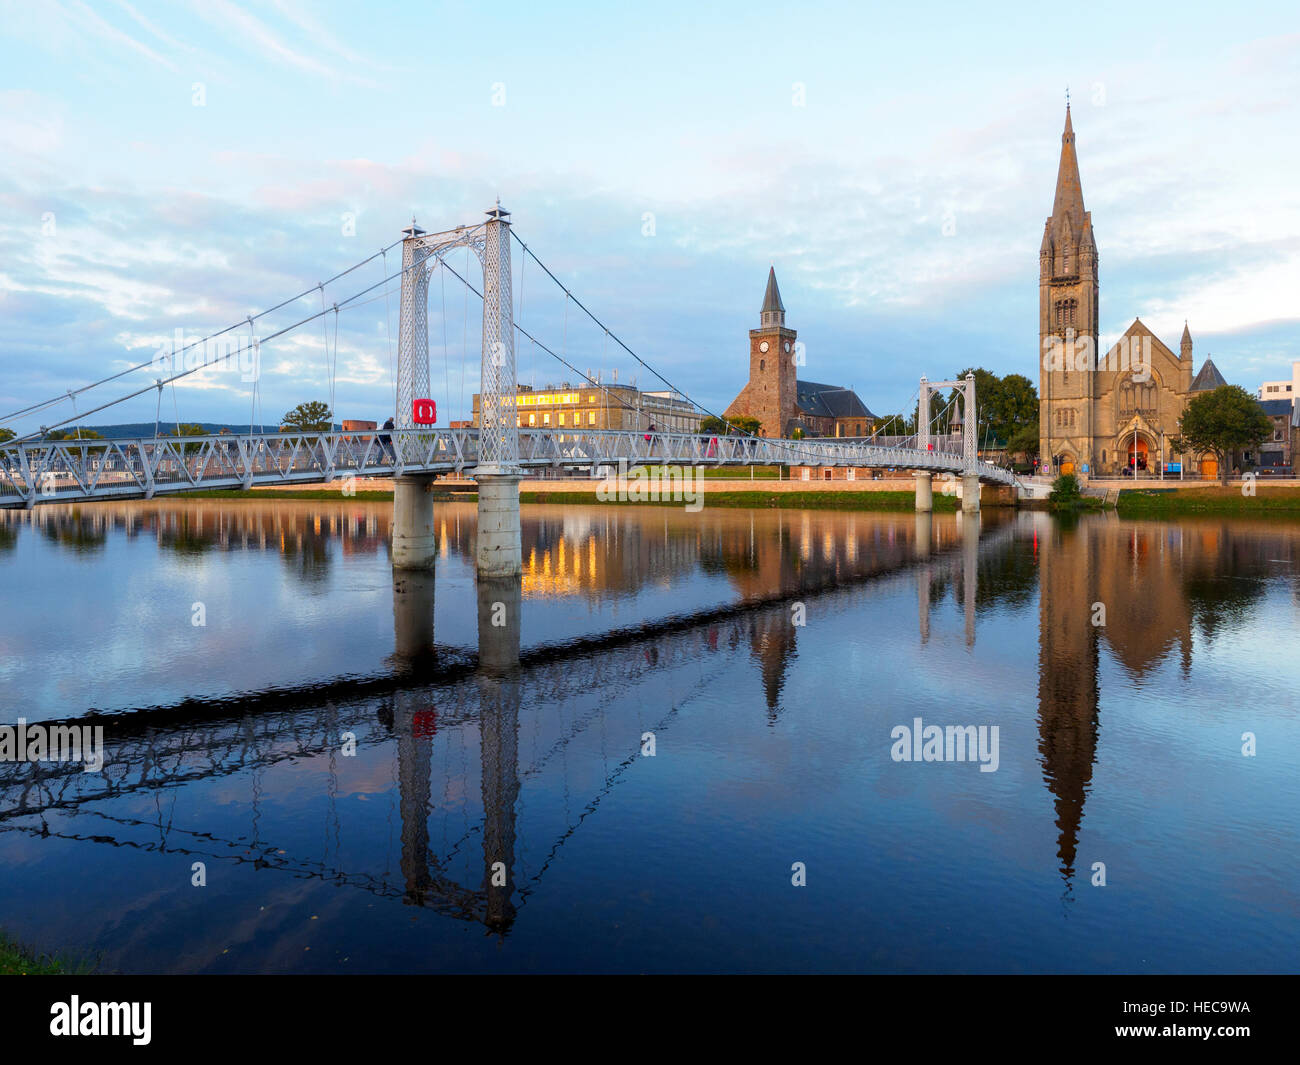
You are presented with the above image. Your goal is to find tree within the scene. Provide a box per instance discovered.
[168,423,207,458]
[1006,421,1040,459]
[1049,472,1082,505]
[874,411,917,437]
[0,427,13,444]
[951,367,1038,445]
[48,428,106,455]
[1171,385,1272,486]
[997,374,1039,442]
[699,414,761,436]
[281,401,333,432]
[48,428,102,441]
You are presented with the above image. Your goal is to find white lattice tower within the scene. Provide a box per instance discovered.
[963,372,977,474]
[397,220,430,461]
[918,375,930,453]
[479,202,517,471]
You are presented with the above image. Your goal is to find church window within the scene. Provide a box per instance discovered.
[760,359,765,371]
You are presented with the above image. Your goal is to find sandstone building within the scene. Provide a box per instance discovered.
[724,268,875,439]
[1038,107,1229,477]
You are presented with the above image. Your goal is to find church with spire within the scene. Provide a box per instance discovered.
[1039,105,1228,477]
[724,267,876,438]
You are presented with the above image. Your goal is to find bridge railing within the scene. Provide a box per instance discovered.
[0,428,1016,507]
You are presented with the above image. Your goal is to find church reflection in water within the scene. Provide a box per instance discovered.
[3,499,1295,934]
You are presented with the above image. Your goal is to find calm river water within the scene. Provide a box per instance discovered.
[0,499,1297,973]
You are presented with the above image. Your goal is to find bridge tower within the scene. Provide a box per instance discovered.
[474,202,522,578]
[915,373,980,513]
[391,203,522,578]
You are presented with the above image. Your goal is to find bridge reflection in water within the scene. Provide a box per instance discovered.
[1,501,1296,962]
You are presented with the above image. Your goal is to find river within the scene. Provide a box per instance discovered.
[0,499,1296,972]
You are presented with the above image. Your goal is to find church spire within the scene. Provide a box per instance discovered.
[760,266,785,327]
[1051,104,1086,229]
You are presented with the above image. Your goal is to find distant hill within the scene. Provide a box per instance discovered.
[29,422,343,439]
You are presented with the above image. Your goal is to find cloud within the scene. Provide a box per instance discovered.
[65,0,179,72]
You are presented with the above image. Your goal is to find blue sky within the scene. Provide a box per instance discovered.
[1,0,1297,431]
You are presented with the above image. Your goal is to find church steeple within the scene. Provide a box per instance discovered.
[760,266,785,328]
[1051,105,1087,229]
[1039,103,1100,475]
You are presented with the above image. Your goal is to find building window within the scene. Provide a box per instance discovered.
[543,413,550,426]
[588,412,596,426]
[528,413,536,426]
[760,359,765,371]
[558,412,565,426]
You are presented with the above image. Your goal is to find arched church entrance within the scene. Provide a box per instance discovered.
[1125,432,1151,473]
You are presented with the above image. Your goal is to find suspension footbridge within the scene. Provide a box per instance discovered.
[0,203,1023,560]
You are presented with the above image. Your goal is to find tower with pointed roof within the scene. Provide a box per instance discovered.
[724,267,799,436]
[1033,107,1236,477]
[724,267,877,439]
[1039,104,1100,473]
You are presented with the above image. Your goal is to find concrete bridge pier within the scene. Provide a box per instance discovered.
[392,475,438,570]
[962,473,981,514]
[914,471,933,513]
[475,472,523,578]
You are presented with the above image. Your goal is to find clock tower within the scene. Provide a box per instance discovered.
[724,267,799,436]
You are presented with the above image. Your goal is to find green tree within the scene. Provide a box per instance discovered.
[47,428,106,457]
[0,427,13,444]
[281,401,333,432]
[874,411,917,437]
[996,374,1039,441]
[167,423,207,458]
[1049,472,1082,505]
[1006,421,1040,459]
[951,367,1038,445]
[48,428,102,441]
[1171,386,1272,486]
[699,414,761,436]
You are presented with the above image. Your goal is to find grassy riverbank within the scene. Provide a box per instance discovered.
[0,932,67,975]
[173,487,963,511]
[517,489,961,511]
[1116,486,1300,517]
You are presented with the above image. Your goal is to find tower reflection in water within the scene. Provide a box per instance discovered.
[390,565,523,932]
[4,498,1290,965]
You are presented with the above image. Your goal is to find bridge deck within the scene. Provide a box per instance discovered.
[0,428,1018,507]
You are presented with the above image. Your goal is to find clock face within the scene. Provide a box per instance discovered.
[784,341,791,353]
[759,341,769,353]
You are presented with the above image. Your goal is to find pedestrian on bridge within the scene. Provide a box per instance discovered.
[379,418,396,463]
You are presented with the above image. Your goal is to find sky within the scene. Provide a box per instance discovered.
[0,0,1297,434]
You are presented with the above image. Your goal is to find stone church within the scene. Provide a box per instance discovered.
[724,268,875,438]
[1038,106,1227,477]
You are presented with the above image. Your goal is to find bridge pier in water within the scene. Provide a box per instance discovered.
[914,471,933,512]
[962,473,981,514]
[475,473,523,578]
[392,475,438,570]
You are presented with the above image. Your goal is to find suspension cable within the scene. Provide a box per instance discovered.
[1,237,406,426]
